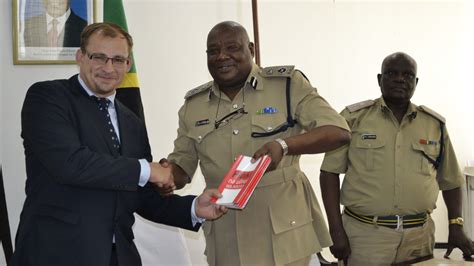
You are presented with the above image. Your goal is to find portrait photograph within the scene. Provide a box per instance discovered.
[13,0,95,64]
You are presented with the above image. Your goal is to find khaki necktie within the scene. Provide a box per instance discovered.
[47,19,59,47]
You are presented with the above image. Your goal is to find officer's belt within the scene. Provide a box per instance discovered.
[344,208,427,230]
[256,165,301,188]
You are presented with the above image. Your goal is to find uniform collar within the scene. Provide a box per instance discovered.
[245,63,262,90]
[206,63,262,102]
[377,97,418,120]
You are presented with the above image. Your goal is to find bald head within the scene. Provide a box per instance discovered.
[207,21,250,46]
[381,52,417,74]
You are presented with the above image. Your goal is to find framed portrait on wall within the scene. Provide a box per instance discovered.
[13,0,96,65]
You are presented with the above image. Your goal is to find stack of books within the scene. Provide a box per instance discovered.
[212,155,271,209]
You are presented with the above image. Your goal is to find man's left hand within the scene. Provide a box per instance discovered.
[195,189,228,220]
[445,225,474,258]
[252,140,284,171]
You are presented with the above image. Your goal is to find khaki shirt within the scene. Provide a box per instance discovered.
[321,97,464,216]
[169,63,349,265]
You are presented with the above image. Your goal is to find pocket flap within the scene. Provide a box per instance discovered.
[354,138,385,149]
[187,124,214,144]
[251,113,287,132]
[269,202,313,234]
[412,142,438,156]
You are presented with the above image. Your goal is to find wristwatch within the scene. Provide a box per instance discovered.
[448,217,464,226]
[274,138,288,156]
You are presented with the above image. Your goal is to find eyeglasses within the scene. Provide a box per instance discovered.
[87,52,129,66]
[214,107,248,129]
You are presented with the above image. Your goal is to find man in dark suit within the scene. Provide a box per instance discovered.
[23,0,87,47]
[10,22,227,266]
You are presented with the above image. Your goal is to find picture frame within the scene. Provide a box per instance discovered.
[13,0,96,65]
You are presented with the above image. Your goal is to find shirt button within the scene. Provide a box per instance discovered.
[198,136,202,141]
[233,129,239,135]
[266,127,273,132]
[290,220,296,226]
[233,104,239,109]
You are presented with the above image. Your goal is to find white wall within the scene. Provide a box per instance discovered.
[2,0,473,265]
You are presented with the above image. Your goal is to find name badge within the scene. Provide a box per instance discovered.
[361,133,377,140]
[195,119,210,127]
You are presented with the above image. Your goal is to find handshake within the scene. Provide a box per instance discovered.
[148,159,180,194]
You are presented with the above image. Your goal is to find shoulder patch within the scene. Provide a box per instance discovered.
[418,105,446,124]
[260,65,295,78]
[346,100,375,113]
[184,81,213,99]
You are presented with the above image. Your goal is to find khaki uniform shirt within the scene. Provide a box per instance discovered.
[168,64,349,265]
[321,97,464,216]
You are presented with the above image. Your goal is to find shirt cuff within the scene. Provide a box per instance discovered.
[138,159,150,187]
[191,197,206,226]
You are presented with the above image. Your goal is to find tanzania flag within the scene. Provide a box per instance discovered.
[103,0,145,121]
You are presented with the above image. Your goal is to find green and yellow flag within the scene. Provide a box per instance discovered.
[104,0,145,121]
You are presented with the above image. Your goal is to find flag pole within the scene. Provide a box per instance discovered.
[251,0,261,66]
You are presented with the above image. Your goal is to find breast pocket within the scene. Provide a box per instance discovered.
[411,142,439,175]
[353,138,386,170]
[251,113,289,150]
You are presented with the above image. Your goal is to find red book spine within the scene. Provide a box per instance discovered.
[236,156,271,208]
[211,155,244,203]
[233,157,262,204]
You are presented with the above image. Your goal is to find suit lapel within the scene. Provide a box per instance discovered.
[115,101,132,156]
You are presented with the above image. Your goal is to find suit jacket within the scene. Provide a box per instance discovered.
[23,10,87,47]
[10,75,199,266]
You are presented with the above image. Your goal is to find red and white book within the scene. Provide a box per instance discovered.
[212,155,271,209]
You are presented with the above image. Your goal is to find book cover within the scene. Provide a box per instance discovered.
[212,155,271,209]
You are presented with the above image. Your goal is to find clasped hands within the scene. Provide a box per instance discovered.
[149,161,176,193]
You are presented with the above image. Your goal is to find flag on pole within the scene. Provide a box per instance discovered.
[103,0,145,121]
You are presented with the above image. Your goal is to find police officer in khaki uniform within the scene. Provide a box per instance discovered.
[320,52,474,265]
[161,21,351,265]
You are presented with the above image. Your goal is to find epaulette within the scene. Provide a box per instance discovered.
[346,100,375,113]
[260,65,295,78]
[184,81,213,99]
[419,105,446,124]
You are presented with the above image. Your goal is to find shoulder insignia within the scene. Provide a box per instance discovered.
[346,100,375,113]
[184,81,213,99]
[419,105,446,124]
[260,65,295,78]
